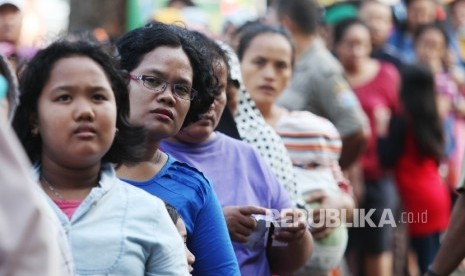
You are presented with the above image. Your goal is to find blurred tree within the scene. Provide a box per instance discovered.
[68,0,126,40]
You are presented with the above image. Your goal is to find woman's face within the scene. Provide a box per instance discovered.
[128,46,192,141]
[415,28,446,64]
[37,56,117,168]
[359,2,393,49]
[175,60,228,144]
[452,0,465,26]
[240,33,293,109]
[335,24,372,72]
[407,0,436,31]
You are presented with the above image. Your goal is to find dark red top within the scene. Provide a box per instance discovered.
[353,62,400,181]
[394,132,450,237]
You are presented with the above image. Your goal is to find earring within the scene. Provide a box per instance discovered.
[115,128,119,135]
[31,126,39,136]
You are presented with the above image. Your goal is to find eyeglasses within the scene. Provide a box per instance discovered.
[129,74,197,101]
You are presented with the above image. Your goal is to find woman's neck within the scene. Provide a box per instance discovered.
[255,102,284,127]
[143,141,160,161]
[345,58,380,87]
[116,142,167,182]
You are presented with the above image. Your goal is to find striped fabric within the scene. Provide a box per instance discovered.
[276,110,342,168]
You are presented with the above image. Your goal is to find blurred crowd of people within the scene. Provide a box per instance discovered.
[2,0,465,275]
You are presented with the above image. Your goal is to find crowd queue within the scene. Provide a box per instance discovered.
[2,0,465,275]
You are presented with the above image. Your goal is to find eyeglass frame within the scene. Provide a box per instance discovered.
[129,74,198,101]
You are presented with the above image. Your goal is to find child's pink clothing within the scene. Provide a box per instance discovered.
[53,199,82,220]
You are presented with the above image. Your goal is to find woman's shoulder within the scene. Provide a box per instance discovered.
[379,61,400,79]
[276,110,340,138]
[216,132,257,151]
[102,166,166,208]
[160,155,214,196]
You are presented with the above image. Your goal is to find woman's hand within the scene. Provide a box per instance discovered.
[222,205,267,243]
[273,209,307,244]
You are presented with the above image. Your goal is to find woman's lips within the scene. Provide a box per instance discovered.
[257,85,276,94]
[151,108,174,120]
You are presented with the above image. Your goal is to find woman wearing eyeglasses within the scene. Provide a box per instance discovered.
[115,22,240,275]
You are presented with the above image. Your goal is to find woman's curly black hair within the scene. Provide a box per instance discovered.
[115,22,216,128]
[12,39,147,165]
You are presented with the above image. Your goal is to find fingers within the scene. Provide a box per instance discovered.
[223,205,267,243]
[239,205,267,216]
[229,224,255,243]
[274,222,307,242]
[272,209,308,243]
[237,215,257,230]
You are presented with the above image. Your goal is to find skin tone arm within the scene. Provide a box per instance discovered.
[267,209,313,274]
[429,193,465,275]
[339,129,367,170]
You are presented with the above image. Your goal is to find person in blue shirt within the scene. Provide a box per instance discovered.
[115,22,240,275]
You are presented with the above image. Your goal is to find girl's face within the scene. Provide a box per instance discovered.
[128,46,192,142]
[415,28,446,64]
[175,60,227,144]
[335,24,372,72]
[37,56,117,168]
[175,218,195,274]
[240,33,293,109]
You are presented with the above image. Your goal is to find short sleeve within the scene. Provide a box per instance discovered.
[252,150,294,210]
[314,72,367,138]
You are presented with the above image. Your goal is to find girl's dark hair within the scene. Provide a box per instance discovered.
[333,18,369,45]
[413,23,449,47]
[165,202,180,224]
[400,64,444,160]
[237,23,295,66]
[12,39,147,165]
[0,54,18,119]
[115,22,215,127]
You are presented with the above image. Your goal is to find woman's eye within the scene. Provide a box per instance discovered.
[276,62,289,70]
[56,95,71,102]
[92,94,107,101]
[143,76,164,87]
[253,58,266,67]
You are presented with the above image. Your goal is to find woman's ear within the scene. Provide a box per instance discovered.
[30,115,39,136]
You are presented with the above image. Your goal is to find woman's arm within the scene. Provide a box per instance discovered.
[189,188,240,276]
[429,193,465,275]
